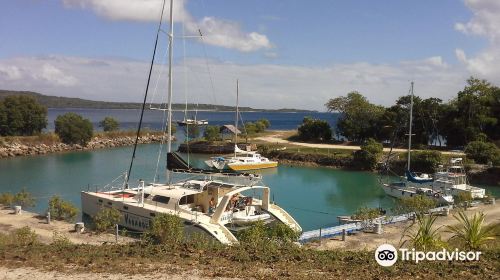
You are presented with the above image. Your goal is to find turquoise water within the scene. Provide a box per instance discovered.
[1,141,498,231]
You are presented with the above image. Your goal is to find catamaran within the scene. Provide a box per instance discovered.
[381,82,454,204]
[81,0,300,245]
[205,80,278,171]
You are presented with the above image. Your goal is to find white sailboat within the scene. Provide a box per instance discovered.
[205,80,278,171]
[381,82,454,205]
[81,0,301,245]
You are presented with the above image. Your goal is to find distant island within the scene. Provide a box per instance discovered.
[0,90,317,113]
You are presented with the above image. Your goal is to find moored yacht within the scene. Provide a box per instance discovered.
[433,160,485,199]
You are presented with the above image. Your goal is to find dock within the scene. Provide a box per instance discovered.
[299,206,451,243]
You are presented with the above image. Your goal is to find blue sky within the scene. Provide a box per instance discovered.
[1,0,499,110]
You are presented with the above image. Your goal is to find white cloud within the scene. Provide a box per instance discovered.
[0,55,467,110]
[62,0,272,52]
[455,0,500,82]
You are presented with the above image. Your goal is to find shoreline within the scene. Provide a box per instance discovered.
[0,132,170,159]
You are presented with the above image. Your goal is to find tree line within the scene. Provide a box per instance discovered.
[325,77,499,148]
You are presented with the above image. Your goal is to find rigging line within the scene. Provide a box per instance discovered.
[153,97,169,183]
[198,30,218,109]
[181,13,191,166]
[126,0,167,186]
[148,44,170,109]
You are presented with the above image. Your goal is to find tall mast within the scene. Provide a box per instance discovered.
[234,79,239,157]
[166,0,174,182]
[407,81,414,171]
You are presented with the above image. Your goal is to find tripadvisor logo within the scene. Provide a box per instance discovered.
[374,244,482,266]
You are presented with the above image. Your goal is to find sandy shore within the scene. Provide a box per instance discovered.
[256,130,465,155]
[307,203,500,251]
[0,208,133,245]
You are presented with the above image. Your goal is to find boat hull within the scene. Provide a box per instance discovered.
[227,161,278,171]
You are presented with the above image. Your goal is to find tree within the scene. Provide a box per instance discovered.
[352,138,383,170]
[408,151,442,173]
[99,116,119,132]
[465,141,500,164]
[325,91,384,142]
[48,195,78,222]
[13,188,35,208]
[446,211,495,250]
[0,95,47,136]
[203,125,220,142]
[54,113,93,145]
[297,116,332,142]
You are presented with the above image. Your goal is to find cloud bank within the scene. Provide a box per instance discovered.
[62,0,272,52]
[0,55,467,110]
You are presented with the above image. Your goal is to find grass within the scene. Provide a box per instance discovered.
[0,232,498,279]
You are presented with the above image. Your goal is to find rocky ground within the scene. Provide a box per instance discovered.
[0,134,168,159]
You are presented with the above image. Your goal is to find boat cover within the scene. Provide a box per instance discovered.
[405,170,434,184]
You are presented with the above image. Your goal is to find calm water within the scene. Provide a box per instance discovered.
[2,141,497,231]
[47,108,338,131]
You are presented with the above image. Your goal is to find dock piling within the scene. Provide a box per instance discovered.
[342,229,346,241]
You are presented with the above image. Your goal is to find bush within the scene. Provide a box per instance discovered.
[394,195,437,215]
[14,188,35,208]
[203,125,221,141]
[297,117,332,142]
[244,122,257,135]
[361,138,383,154]
[149,213,183,245]
[352,150,378,170]
[0,192,15,207]
[409,151,442,173]
[11,226,38,246]
[237,221,299,246]
[99,116,119,132]
[465,141,500,164]
[454,192,473,209]
[48,195,78,222]
[93,207,122,233]
[0,95,47,136]
[54,113,93,145]
[351,206,381,220]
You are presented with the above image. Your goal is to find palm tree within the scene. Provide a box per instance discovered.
[446,211,495,250]
[401,214,444,251]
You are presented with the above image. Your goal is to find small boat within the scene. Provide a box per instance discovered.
[176,119,208,127]
[433,162,485,199]
[205,81,278,171]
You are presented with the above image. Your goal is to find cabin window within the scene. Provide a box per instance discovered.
[179,194,195,205]
[152,195,170,204]
[150,213,156,217]
[107,202,112,206]
[123,206,129,210]
[98,199,103,203]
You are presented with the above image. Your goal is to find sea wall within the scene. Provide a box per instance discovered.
[0,134,169,159]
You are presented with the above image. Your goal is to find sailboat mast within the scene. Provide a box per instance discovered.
[234,79,239,157]
[407,81,414,171]
[166,0,174,182]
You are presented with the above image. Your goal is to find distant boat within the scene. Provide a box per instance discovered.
[176,119,208,126]
[205,80,278,171]
[380,82,454,205]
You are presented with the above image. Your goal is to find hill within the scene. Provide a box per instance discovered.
[0,90,316,112]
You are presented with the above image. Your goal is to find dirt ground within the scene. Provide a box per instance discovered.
[307,203,500,251]
[0,266,234,280]
[0,208,133,245]
[256,130,465,155]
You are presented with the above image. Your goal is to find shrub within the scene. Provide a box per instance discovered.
[351,206,381,221]
[93,207,122,233]
[454,192,473,209]
[352,150,378,170]
[297,117,332,142]
[14,188,35,208]
[401,214,444,251]
[54,112,93,145]
[11,226,38,246]
[0,192,15,207]
[48,195,78,222]
[257,118,271,129]
[237,221,299,246]
[203,125,221,141]
[149,213,183,245]
[52,231,72,247]
[361,138,383,155]
[409,151,442,173]
[465,141,500,164]
[99,116,119,132]
[0,95,47,136]
[244,122,257,135]
[394,195,437,215]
